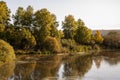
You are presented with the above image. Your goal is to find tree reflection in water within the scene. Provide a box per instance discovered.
[14,61,36,80]
[0,61,15,80]
[34,55,61,80]
[0,51,120,80]
[93,56,103,69]
[63,55,92,78]
[100,51,120,65]
[14,55,61,80]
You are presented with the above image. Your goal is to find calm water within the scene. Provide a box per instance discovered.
[0,51,120,80]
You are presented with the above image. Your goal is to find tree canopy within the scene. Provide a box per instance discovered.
[62,15,77,39]
[0,1,118,54]
[74,19,92,44]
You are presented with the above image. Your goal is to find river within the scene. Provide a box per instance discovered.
[0,51,120,80]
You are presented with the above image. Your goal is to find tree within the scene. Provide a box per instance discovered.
[18,28,36,49]
[103,31,120,48]
[0,24,5,32]
[94,30,104,44]
[74,19,92,44]
[22,6,34,27]
[0,1,10,40]
[5,27,36,50]
[13,7,25,26]
[50,14,59,38]
[13,6,34,27]
[34,8,54,47]
[62,15,77,39]
[0,24,5,40]
[0,1,10,25]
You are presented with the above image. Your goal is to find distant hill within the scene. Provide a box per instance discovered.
[92,30,120,36]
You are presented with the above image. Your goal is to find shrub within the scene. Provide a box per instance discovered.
[43,37,61,53]
[61,39,93,52]
[0,39,16,63]
[75,45,92,52]
[61,39,76,50]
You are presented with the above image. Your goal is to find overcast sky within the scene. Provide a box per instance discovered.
[4,0,120,30]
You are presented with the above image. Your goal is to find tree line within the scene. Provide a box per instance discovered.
[0,1,119,54]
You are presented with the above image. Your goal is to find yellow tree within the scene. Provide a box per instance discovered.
[94,30,104,44]
[34,8,54,47]
[0,1,10,39]
[0,1,10,25]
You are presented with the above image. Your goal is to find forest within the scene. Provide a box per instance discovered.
[0,1,120,59]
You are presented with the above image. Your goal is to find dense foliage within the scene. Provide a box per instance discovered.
[0,39,16,63]
[0,1,118,55]
[93,30,104,44]
[62,15,77,39]
[43,37,61,53]
[74,25,92,45]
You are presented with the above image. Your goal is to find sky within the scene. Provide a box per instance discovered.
[3,0,120,30]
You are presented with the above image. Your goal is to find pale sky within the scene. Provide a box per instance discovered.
[4,0,120,30]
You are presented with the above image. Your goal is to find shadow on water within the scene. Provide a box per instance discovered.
[0,51,120,80]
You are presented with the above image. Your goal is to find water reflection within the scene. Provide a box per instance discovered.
[93,56,103,69]
[14,62,36,80]
[100,51,120,65]
[0,51,120,80]
[62,55,92,78]
[0,61,15,80]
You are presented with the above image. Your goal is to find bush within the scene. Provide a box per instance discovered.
[43,37,61,53]
[61,39,92,52]
[0,39,16,63]
[61,39,76,50]
[75,45,92,52]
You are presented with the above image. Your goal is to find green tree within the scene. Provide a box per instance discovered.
[50,14,59,38]
[5,27,36,50]
[13,6,34,27]
[22,6,34,27]
[13,7,25,26]
[94,30,104,44]
[0,1,10,40]
[74,19,92,44]
[18,28,36,49]
[34,8,54,47]
[62,15,77,39]
[58,30,64,39]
